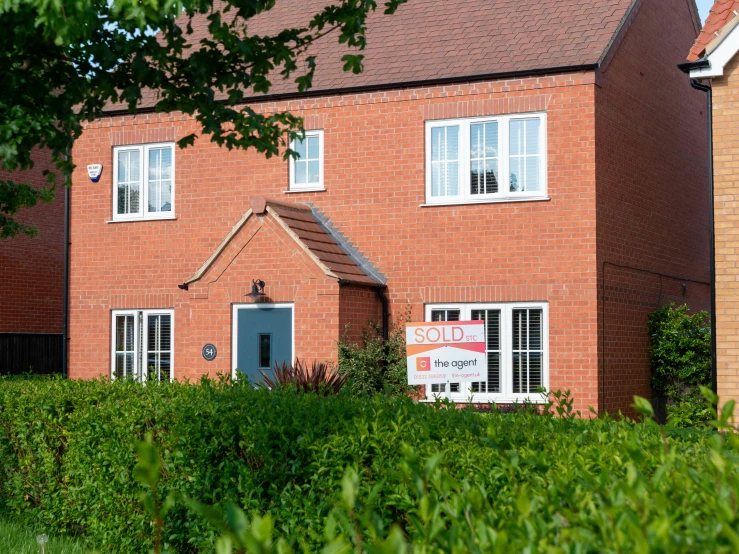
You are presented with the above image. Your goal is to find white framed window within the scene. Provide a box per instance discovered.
[425,113,547,205]
[113,142,175,220]
[424,302,548,403]
[111,309,174,382]
[288,130,324,191]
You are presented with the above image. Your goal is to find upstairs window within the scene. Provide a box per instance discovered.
[289,130,324,191]
[113,143,175,220]
[425,113,546,205]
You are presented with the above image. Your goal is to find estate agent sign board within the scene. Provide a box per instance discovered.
[406,321,486,385]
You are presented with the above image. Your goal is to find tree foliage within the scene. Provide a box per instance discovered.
[0,0,406,237]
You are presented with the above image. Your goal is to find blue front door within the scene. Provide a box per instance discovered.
[235,305,293,384]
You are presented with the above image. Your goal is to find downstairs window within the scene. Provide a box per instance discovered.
[111,309,173,382]
[424,302,548,402]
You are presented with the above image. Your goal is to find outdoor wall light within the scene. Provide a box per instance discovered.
[246,278,266,299]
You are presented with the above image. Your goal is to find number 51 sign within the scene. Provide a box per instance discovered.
[406,321,486,385]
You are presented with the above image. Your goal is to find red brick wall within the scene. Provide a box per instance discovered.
[69,72,601,410]
[595,0,709,415]
[338,285,382,347]
[0,149,64,334]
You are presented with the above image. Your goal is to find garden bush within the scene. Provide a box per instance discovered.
[648,303,712,426]
[337,307,411,396]
[1,376,739,552]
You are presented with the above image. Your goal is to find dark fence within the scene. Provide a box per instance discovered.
[0,333,64,375]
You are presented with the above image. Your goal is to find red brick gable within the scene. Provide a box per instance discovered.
[687,0,739,60]
[186,196,380,287]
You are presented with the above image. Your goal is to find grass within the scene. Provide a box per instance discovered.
[0,515,93,553]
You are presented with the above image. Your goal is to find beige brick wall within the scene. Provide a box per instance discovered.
[710,55,739,414]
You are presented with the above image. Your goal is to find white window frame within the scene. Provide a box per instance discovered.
[424,112,547,206]
[288,130,324,192]
[423,302,549,403]
[110,309,175,382]
[112,142,176,221]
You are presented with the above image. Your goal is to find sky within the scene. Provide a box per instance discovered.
[696,0,712,22]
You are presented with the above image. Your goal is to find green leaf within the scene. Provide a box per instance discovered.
[632,396,654,419]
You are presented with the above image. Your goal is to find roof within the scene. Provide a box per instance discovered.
[687,0,739,61]
[185,196,384,287]
[113,0,640,111]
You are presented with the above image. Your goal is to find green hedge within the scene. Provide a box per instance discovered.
[1,377,739,552]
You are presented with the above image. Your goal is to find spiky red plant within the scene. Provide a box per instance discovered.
[259,359,347,396]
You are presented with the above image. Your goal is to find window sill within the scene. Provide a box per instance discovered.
[107,216,177,223]
[421,196,550,207]
[283,188,326,194]
[420,395,546,404]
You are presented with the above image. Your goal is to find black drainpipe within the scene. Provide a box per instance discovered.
[376,286,389,344]
[62,183,70,378]
[679,59,716,394]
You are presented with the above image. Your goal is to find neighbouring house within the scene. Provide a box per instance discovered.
[683,0,739,413]
[68,0,709,415]
[0,149,66,374]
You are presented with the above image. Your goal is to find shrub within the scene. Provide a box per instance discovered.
[337,306,411,396]
[258,359,346,395]
[648,303,711,426]
[1,376,739,553]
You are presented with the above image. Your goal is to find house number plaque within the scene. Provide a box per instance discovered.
[202,344,217,361]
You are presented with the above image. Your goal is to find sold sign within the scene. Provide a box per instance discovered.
[406,321,486,385]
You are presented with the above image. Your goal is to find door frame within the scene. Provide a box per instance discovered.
[231,303,295,380]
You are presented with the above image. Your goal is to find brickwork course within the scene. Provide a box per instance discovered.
[0,150,64,334]
[69,0,709,416]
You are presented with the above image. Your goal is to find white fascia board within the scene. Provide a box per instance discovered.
[690,21,739,79]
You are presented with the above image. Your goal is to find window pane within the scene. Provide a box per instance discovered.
[510,157,521,192]
[471,309,501,394]
[159,353,171,382]
[525,156,540,192]
[447,126,459,159]
[510,120,524,156]
[146,314,172,382]
[447,161,459,195]
[149,149,162,180]
[295,160,307,184]
[471,159,483,195]
[525,119,540,155]
[431,163,441,197]
[161,147,173,179]
[294,138,307,159]
[148,180,160,212]
[512,308,543,394]
[308,161,320,183]
[159,315,171,350]
[430,126,459,197]
[160,181,172,212]
[431,127,443,162]
[307,136,319,159]
[470,122,498,195]
[148,147,173,213]
[259,334,271,369]
[117,150,140,215]
[485,159,499,194]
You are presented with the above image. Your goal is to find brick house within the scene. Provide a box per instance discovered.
[68,0,709,414]
[683,0,739,412]
[0,149,66,373]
